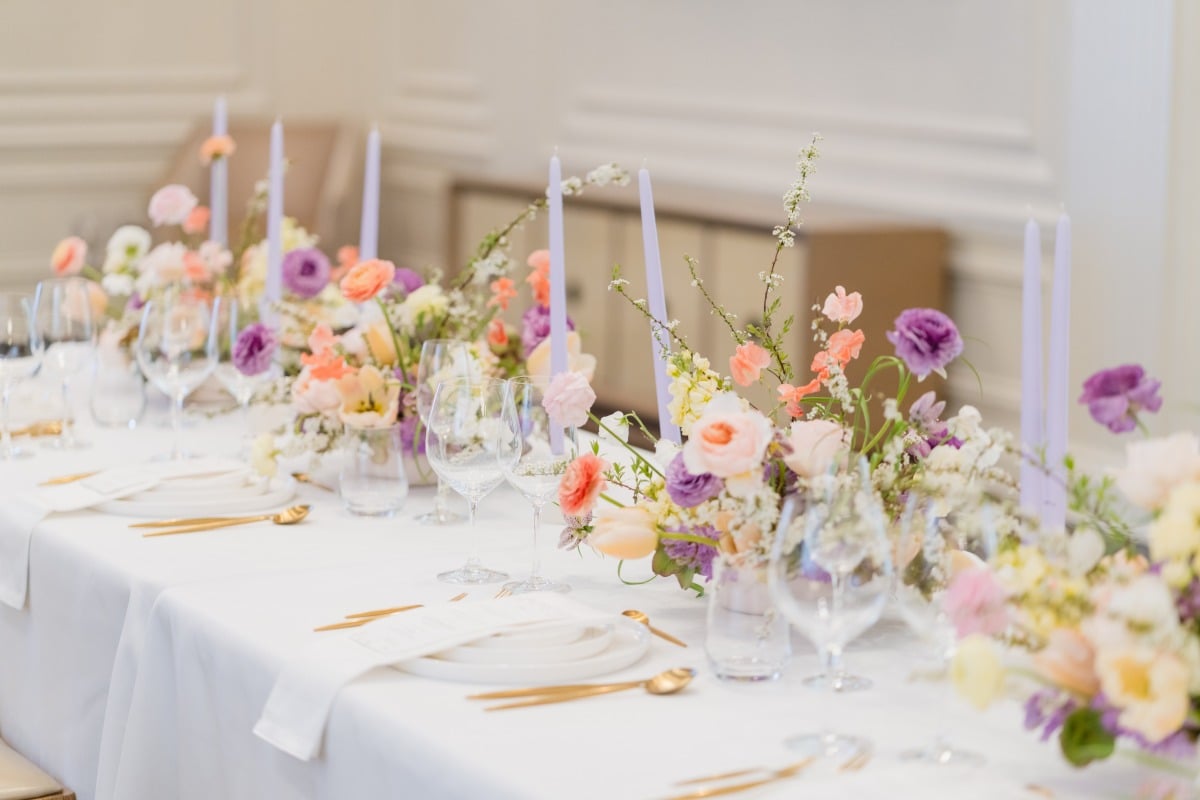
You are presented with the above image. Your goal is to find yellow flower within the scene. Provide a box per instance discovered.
[951,634,1006,710]
[364,322,398,366]
[336,365,400,428]
[1095,648,1190,743]
[526,331,596,382]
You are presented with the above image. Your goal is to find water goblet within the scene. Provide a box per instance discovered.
[0,291,44,459]
[497,376,573,594]
[135,291,220,460]
[35,278,96,449]
[414,339,469,525]
[214,295,278,449]
[425,377,513,584]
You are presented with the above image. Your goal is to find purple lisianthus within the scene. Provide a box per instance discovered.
[520,304,575,358]
[281,247,331,299]
[393,267,425,295]
[666,454,724,507]
[886,308,963,379]
[1078,364,1162,434]
[661,525,721,580]
[232,323,278,376]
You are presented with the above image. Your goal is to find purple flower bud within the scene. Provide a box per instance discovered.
[665,454,724,508]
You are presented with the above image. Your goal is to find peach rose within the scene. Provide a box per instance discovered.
[589,505,658,560]
[729,342,771,387]
[148,184,198,227]
[559,453,608,517]
[50,236,87,276]
[783,419,847,478]
[821,285,863,324]
[487,318,508,349]
[1034,628,1100,696]
[682,396,773,479]
[340,258,396,303]
[182,206,210,236]
[199,134,236,165]
[542,370,596,428]
[526,249,551,307]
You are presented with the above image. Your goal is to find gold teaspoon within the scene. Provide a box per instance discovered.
[480,667,696,711]
[623,609,688,647]
[142,505,310,537]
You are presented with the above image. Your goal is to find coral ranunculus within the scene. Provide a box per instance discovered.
[558,453,608,517]
[340,258,396,303]
[729,342,771,387]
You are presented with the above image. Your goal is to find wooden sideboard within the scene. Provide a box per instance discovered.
[449,179,947,428]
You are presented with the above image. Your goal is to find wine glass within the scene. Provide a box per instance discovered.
[414,339,469,525]
[893,496,999,766]
[214,295,278,449]
[135,291,220,460]
[497,376,574,594]
[0,291,44,459]
[425,377,514,584]
[768,471,893,759]
[35,278,96,449]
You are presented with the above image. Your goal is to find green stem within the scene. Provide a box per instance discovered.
[590,414,666,479]
[375,297,409,378]
[659,530,722,547]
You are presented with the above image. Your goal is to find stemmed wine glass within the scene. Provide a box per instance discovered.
[893,496,999,766]
[35,278,96,449]
[135,290,220,460]
[497,376,574,594]
[0,291,44,459]
[214,295,278,449]
[425,377,514,584]
[414,339,469,525]
[768,470,893,759]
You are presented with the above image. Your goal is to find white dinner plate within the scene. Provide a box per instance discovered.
[393,618,649,684]
[96,476,296,518]
[437,625,615,666]
[468,621,598,650]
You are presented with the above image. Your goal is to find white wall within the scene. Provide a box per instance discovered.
[0,0,1192,461]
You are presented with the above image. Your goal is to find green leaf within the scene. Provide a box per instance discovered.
[1059,708,1115,767]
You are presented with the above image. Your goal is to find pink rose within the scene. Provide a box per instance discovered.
[542,371,595,428]
[339,258,396,303]
[148,184,198,227]
[682,396,773,479]
[589,505,658,560]
[821,285,863,324]
[943,567,1009,638]
[50,236,87,276]
[729,342,771,387]
[783,419,847,478]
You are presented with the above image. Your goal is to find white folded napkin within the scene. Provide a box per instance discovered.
[0,458,247,609]
[254,594,610,761]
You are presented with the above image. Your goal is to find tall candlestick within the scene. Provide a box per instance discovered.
[547,154,567,454]
[210,96,228,247]
[359,126,380,262]
[638,168,681,445]
[265,119,284,306]
[1019,217,1044,517]
[1043,212,1071,530]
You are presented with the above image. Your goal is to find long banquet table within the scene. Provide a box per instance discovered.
[0,412,1160,799]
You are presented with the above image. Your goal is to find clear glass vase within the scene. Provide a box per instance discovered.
[339,424,409,517]
[706,555,791,681]
[90,350,147,429]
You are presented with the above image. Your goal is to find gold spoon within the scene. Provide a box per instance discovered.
[142,505,310,537]
[623,609,688,648]
[477,667,696,711]
[663,758,815,800]
[292,472,335,492]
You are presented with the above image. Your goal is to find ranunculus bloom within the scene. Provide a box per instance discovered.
[281,247,331,299]
[488,277,518,310]
[821,285,863,324]
[589,505,658,560]
[340,258,396,303]
[487,318,508,349]
[778,379,821,418]
[951,634,1006,710]
[1078,364,1163,434]
[199,134,236,165]
[729,342,771,387]
[1034,628,1100,697]
[392,267,425,295]
[526,249,551,307]
[50,236,87,276]
[148,184,198,227]
[232,323,278,376]
[182,205,210,236]
[682,396,773,479]
[558,453,608,517]
[943,567,1010,637]
[1114,433,1200,511]
[887,307,963,379]
[665,453,723,508]
[1095,648,1189,744]
[783,419,847,478]
[542,370,596,428]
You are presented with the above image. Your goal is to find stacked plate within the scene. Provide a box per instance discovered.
[96,460,295,518]
[395,617,651,684]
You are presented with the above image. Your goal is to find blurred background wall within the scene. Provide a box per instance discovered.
[0,0,1196,462]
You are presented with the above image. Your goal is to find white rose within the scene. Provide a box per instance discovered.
[1115,433,1200,511]
[783,419,847,478]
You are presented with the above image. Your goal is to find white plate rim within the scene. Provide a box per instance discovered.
[96,477,295,518]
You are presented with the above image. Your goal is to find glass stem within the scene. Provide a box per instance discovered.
[464,496,481,568]
[826,571,848,689]
[59,377,74,446]
[529,501,543,580]
[171,391,185,459]
[0,381,12,457]
[435,477,451,519]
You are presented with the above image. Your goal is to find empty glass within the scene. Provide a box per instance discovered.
[425,377,514,584]
[340,424,409,516]
[768,473,893,758]
[497,376,573,594]
[35,278,96,449]
[135,291,220,460]
[706,554,791,681]
[414,339,469,525]
[0,291,44,459]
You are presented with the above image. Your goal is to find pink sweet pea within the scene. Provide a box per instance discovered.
[729,342,771,387]
[821,285,863,324]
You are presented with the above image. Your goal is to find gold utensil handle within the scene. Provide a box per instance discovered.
[664,773,799,800]
[469,679,644,700]
[39,470,99,486]
[142,516,273,537]
[648,625,688,648]
[674,768,760,787]
[345,604,425,619]
[484,683,639,711]
[314,605,424,632]
[131,515,264,529]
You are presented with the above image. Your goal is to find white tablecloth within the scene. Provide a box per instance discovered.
[0,414,1162,800]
